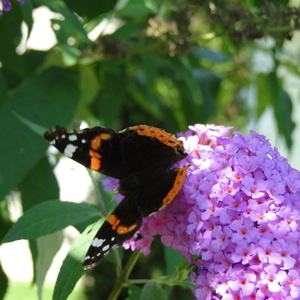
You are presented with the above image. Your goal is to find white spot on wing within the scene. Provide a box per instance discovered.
[91,238,105,248]
[64,144,78,157]
[68,134,77,141]
[81,139,86,144]
[102,244,110,252]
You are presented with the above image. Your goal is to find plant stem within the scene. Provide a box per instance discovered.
[107,250,141,300]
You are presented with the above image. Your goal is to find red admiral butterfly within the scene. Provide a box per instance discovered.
[44,125,188,269]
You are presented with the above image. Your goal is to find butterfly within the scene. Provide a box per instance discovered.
[44,124,188,269]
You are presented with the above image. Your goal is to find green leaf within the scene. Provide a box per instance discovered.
[195,48,231,63]
[20,0,34,34]
[257,71,295,149]
[144,0,160,14]
[51,19,83,66]
[64,0,117,19]
[18,156,60,295]
[270,85,294,149]
[140,280,168,300]
[33,0,90,44]
[164,247,185,276]
[0,13,28,82]
[13,111,47,136]
[194,69,220,122]
[173,57,203,106]
[36,232,63,300]
[0,263,8,299]
[113,22,147,39]
[78,66,99,107]
[53,221,102,300]
[256,73,269,117]
[126,285,142,300]
[0,200,12,242]
[116,0,152,17]
[0,69,7,104]
[0,67,79,200]
[2,201,100,243]
[90,62,127,127]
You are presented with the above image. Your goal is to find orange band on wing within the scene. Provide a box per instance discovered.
[107,214,120,230]
[89,150,101,170]
[159,165,189,210]
[107,214,137,234]
[90,133,111,150]
[128,125,183,148]
[116,224,138,234]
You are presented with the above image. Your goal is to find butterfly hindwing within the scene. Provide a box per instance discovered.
[119,165,189,216]
[83,195,142,269]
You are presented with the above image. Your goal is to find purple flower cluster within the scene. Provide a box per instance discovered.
[0,0,24,15]
[103,124,300,299]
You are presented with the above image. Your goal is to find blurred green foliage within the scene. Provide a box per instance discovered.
[0,0,299,299]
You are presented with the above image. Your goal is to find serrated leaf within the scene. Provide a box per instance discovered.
[2,201,100,243]
[140,280,168,300]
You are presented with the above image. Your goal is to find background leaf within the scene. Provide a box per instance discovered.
[52,221,102,300]
[36,232,63,300]
[0,67,79,200]
[0,263,8,299]
[140,280,168,300]
[2,201,100,243]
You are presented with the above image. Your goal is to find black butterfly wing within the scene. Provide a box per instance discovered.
[44,125,187,179]
[132,165,189,216]
[117,125,187,172]
[83,195,143,270]
[44,126,127,178]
